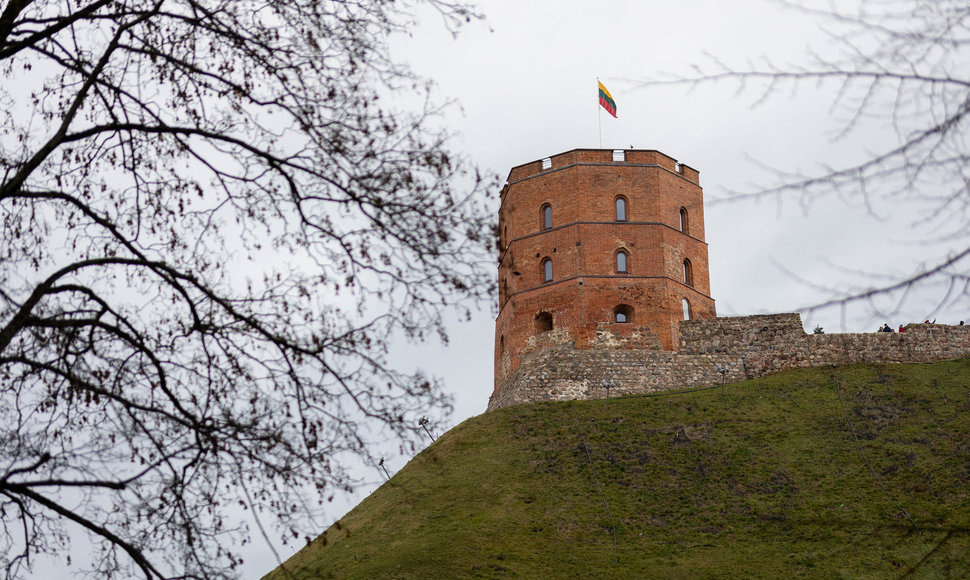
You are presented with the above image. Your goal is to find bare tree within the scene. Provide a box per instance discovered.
[642,0,970,317]
[0,1,493,578]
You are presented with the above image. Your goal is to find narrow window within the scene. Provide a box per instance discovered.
[541,204,552,231]
[614,304,634,324]
[616,250,628,273]
[679,207,689,234]
[683,259,693,286]
[500,335,505,352]
[682,298,692,321]
[542,258,553,282]
[535,312,553,333]
[615,197,627,222]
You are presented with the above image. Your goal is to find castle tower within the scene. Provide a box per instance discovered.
[494,149,716,397]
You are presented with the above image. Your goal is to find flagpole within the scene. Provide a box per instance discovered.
[597,77,602,148]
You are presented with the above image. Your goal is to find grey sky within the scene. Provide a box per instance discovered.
[251,0,967,575]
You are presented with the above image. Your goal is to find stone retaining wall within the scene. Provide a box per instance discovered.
[487,313,970,410]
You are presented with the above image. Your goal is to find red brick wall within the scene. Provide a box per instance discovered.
[494,149,716,396]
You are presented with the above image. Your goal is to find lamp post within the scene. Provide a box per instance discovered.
[601,378,615,410]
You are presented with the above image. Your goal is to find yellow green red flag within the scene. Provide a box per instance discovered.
[598,81,617,117]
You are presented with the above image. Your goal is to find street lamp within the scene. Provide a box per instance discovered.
[601,378,615,410]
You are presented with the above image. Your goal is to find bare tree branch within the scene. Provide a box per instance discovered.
[638,0,970,319]
[0,0,493,578]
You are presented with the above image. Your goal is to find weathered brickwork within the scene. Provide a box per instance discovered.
[494,149,716,397]
[487,314,970,410]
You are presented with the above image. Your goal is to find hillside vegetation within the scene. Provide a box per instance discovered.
[265,360,970,579]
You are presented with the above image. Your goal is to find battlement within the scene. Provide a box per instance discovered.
[487,313,970,410]
[501,149,700,198]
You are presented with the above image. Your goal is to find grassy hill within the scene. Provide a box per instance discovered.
[264,360,970,579]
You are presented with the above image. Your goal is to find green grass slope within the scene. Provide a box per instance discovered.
[265,360,970,579]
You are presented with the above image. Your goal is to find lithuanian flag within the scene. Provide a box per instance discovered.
[598,81,617,118]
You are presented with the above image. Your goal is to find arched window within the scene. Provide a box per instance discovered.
[683,259,693,286]
[614,304,634,324]
[615,197,627,222]
[535,312,553,333]
[500,335,505,352]
[542,258,553,282]
[679,207,689,234]
[541,204,552,230]
[616,250,628,273]
[682,298,692,321]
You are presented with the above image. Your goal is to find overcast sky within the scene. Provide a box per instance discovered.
[254,0,965,575]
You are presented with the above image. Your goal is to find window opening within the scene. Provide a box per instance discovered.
[542,204,552,231]
[535,312,553,333]
[614,304,634,324]
[682,298,692,321]
[679,207,689,234]
[683,259,693,286]
[542,258,553,282]
[616,250,628,273]
[615,197,627,222]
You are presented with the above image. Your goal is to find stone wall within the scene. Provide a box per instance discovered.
[680,314,970,371]
[486,313,970,410]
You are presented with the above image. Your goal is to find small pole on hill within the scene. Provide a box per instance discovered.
[717,365,727,395]
[418,417,435,443]
[378,457,391,480]
[601,378,614,410]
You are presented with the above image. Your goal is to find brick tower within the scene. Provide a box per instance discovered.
[494,149,716,398]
